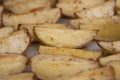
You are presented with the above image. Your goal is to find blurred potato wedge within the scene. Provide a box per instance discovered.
[39,45,102,61]
[0,54,27,76]
[3,8,61,30]
[107,60,120,80]
[98,41,120,53]
[75,0,115,18]
[34,27,96,48]
[57,0,105,18]
[20,23,68,41]
[0,27,14,39]
[31,55,99,80]
[4,0,56,14]
[69,16,120,29]
[0,73,34,80]
[116,0,120,10]
[0,29,30,54]
[99,53,120,66]
[54,67,115,80]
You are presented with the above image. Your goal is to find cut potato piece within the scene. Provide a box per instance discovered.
[107,60,120,80]
[31,55,99,80]
[0,54,27,76]
[99,53,120,66]
[69,16,120,29]
[79,23,120,41]
[57,0,105,18]
[3,8,61,30]
[20,23,68,41]
[4,0,56,14]
[116,0,120,9]
[0,73,34,80]
[0,27,14,39]
[0,29,30,54]
[98,41,120,53]
[39,45,102,61]
[34,27,96,48]
[55,67,115,80]
[76,0,115,18]
[0,6,3,26]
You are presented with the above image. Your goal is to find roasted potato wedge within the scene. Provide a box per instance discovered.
[98,41,120,53]
[0,54,27,76]
[20,23,68,41]
[69,16,120,29]
[31,55,99,80]
[0,27,14,39]
[0,73,34,80]
[54,67,115,80]
[0,29,30,54]
[57,0,105,18]
[34,27,96,48]
[39,45,102,61]
[107,60,120,80]
[75,0,115,18]
[99,53,120,66]
[3,8,61,30]
[4,0,56,14]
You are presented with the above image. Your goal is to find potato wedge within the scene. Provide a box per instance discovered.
[54,67,115,80]
[39,45,102,61]
[0,73,34,80]
[69,16,120,29]
[0,27,14,39]
[98,41,120,53]
[107,60,120,80]
[31,55,99,80]
[3,8,61,30]
[0,54,27,76]
[20,23,68,41]
[75,0,115,18]
[99,53,120,66]
[57,0,105,18]
[4,0,56,14]
[0,29,30,54]
[34,27,96,48]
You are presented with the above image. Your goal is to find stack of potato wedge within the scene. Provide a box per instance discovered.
[0,0,120,80]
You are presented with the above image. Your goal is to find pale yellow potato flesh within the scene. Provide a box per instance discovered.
[39,45,102,61]
[31,55,99,80]
[54,67,115,80]
[0,29,30,54]
[99,53,120,66]
[0,54,27,76]
[34,27,96,48]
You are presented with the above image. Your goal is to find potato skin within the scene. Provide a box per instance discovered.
[0,54,27,76]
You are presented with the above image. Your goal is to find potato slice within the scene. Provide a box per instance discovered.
[57,0,105,18]
[0,73,34,80]
[0,54,27,76]
[39,45,102,61]
[31,54,99,80]
[55,67,115,80]
[3,8,61,30]
[34,27,96,48]
[20,23,68,41]
[4,0,56,14]
[107,60,120,80]
[69,16,120,29]
[98,41,120,53]
[0,29,30,54]
[0,27,14,39]
[99,53,120,66]
[75,0,115,18]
